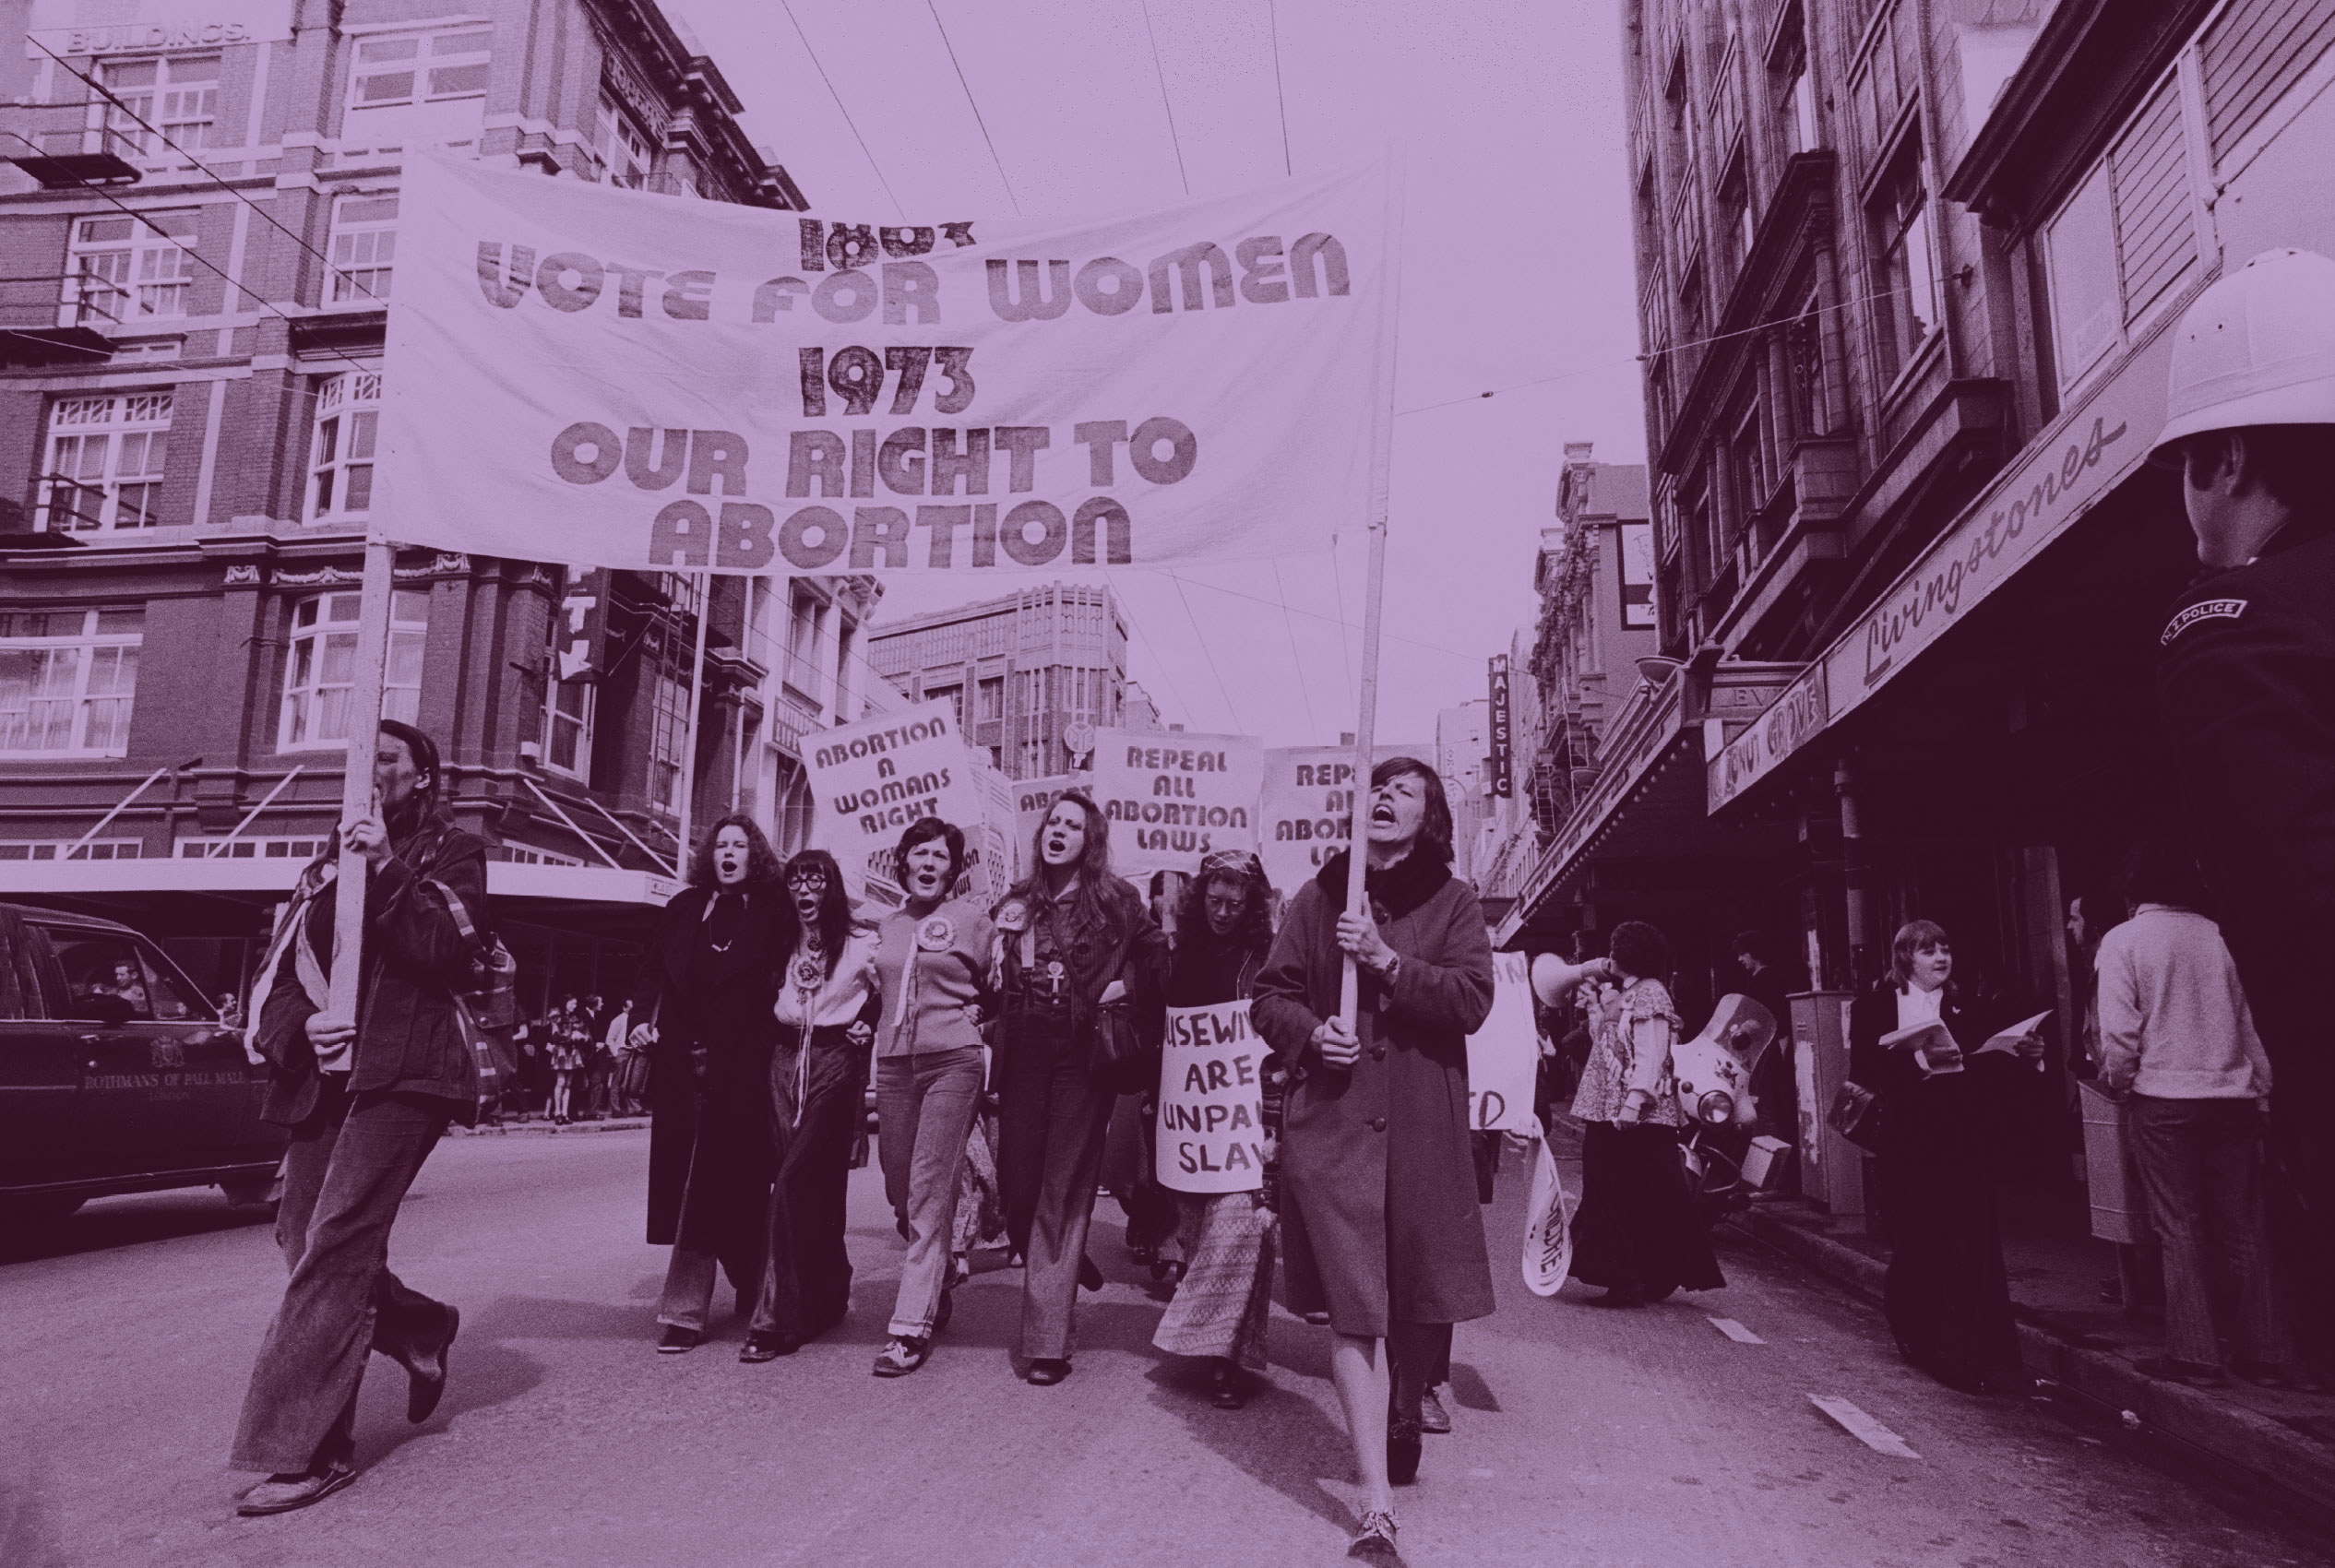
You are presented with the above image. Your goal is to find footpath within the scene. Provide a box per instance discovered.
[452,1114,649,1137]
[1730,1193,2335,1526]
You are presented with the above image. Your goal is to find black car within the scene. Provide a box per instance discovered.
[0,902,285,1228]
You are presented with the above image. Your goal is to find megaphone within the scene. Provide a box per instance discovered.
[1531,954,1613,1006]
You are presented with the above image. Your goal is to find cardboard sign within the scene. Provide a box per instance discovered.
[802,700,984,904]
[1011,774,1078,883]
[1090,731,1264,879]
[1155,1000,1268,1194]
[380,152,1398,576]
[1521,1131,1572,1296]
[968,756,1019,906]
[1467,949,1540,1134]
[1257,743,1432,894]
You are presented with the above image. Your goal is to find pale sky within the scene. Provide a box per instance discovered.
[681,0,1643,745]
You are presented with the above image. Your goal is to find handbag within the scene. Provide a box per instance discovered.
[1827,1080,1887,1152]
[1086,926,1158,1095]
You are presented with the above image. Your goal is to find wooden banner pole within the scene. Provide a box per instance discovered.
[326,538,397,1035]
[673,571,714,874]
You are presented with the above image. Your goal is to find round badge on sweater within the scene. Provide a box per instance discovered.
[995,898,1030,933]
[916,916,955,952]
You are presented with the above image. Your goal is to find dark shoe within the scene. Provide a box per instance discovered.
[404,1303,458,1424]
[1209,1360,1247,1409]
[1585,1288,1646,1309]
[657,1325,703,1354]
[1388,1414,1423,1485]
[1078,1254,1104,1292]
[1419,1384,1451,1434]
[1026,1357,1071,1385]
[1348,1508,1399,1559]
[873,1336,931,1377]
[236,1462,357,1516]
[740,1332,798,1362]
[2135,1355,2227,1386]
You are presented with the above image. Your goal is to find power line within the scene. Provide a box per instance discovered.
[926,1,1020,218]
[1269,558,1319,742]
[1169,568,1244,731]
[1265,0,1293,177]
[1150,565,1495,668]
[1102,567,1197,729]
[782,0,903,218]
[1138,0,1190,196]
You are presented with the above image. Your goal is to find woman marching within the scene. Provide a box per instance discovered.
[869,817,996,1377]
[993,790,1169,1385]
[1250,758,1497,1561]
[1848,919,2043,1394]
[1152,849,1281,1409]
[758,848,884,1359]
[634,814,787,1355]
[1565,919,1726,1308]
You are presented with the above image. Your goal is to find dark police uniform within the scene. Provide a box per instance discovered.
[2156,509,2335,1347]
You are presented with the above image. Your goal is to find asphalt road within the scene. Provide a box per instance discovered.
[3,1127,2328,1568]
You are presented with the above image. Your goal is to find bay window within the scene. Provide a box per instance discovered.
[279,588,427,750]
[309,370,382,522]
[1869,148,1942,383]
[0,607,143,758]
[326,195,398,304]
[42,392,173,530]
[66,210,197,323]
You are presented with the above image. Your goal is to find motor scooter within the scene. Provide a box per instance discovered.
[1669,994,1779,1229]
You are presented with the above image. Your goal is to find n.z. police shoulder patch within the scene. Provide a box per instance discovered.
[2161,598,2248,646]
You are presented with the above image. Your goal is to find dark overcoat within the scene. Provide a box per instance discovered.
[1249,850,1497,1336]
[636,885,784,1251]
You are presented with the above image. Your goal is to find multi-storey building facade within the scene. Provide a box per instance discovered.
[867,584,1158,778]
[0,0,852,1011]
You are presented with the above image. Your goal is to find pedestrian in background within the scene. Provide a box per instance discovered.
[1848,920,2043,1395]
[1567,920,1724,1309]
[756,849,882,1360]
[1152,849,1280,1409]
[2095,840,2307,1389]
[1251,758,1496,1560]
[869,817,995,1378]
[635,814,785,1355]
[547,996,586,1124]
[230,720,478,1515]
[992,790,1169,1387]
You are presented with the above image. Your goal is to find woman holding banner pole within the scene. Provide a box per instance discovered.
[1153,849,1281,1408]
[1251,758,1496,1550]
[992,791,1169,1385]
[869,816,996,1377]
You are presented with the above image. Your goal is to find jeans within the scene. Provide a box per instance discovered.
[757,1024,865,1343]
[231,1081,452,1473]
[997,1017,1114,1361]
[2127,1094,2293,1368]
[875,1047,984,1338]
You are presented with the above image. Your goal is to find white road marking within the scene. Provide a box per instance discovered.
[1807,1395,1921,1458]
[1708,1316,1764,1344]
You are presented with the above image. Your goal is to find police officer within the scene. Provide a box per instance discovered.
[2150,247,2335,1366]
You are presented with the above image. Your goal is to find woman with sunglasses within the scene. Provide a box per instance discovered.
[746,849,884,1361]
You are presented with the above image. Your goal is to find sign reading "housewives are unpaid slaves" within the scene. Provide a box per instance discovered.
[1155,1000,1267,1194]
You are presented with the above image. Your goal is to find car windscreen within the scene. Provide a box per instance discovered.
[41,927,217,1024]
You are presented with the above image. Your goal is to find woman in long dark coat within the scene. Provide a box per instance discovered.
[1847,919,2043,1394]
[634,814,786,1354]
[1251,758,1496,1561]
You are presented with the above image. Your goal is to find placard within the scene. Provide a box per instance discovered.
[801,700,984,904]
[1257,743,1432,894]
[1155,1000,1268,1194]
[1089,730,1264,879]
[1466,949,1540,1133]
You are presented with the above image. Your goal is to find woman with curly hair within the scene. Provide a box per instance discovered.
[992,790,1169,1385]
[1152,849,1281,1408]
[633,814,788,1354]
[756,848,884,1360]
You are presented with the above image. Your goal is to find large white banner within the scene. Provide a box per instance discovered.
[1155,1000,1267,1194]
[1467,950,1541,1134]
[1090,730,1264,880]
[1257,743,1431,894]
[802,701,983,904]
[378,153,1398,576]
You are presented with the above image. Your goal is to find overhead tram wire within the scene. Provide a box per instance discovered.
[1148,565,1493,668]
[926,1,1020,218]
[1270,558,1319,743]
[1138,0,1190,196]
[1169,568,1245,732]
[1103,566,1199,731]
[1266,0,1293,177]
[781,0,904,218]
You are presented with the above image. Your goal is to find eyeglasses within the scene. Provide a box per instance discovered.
[787,870,829,891]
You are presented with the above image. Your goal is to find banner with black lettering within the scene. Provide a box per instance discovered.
[1090,730,1264,880]
[801,700,985,904]
[378,152,1398,575]
[1155,1000,1268,1194]
[1257,743,1432,894]
[1468,950,1540,1134]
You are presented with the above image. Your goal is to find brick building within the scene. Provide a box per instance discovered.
[0,0,864,1011]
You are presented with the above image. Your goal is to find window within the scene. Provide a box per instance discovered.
[649,668,688,815]
[279,589,427,750]
[66,210,197,322]
[1730,402,1768,525]
[0,607,143,757]
[597,95,653,185]
[2043,163,2119,386]
[309,371,382,521]
[177,835,330,861]
[1774,18,1818,155]
[1869,148,1941,383]
[928,684,964,726]
[327,196,397,304]
[544,677,594,778]
[0,838,141,861]
[2043,80,2199,394]
[350,29,491,109]
[1718,152,1753,272]
[42,393,173,530]
[1679,261,1707,346]
[98,53,220,160]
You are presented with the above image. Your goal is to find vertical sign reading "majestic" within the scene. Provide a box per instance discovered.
[1485,654,1513,799]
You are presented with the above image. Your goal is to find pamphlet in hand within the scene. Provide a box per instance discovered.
[1976,1010,2051,1070]
[1878,1019,1960,1075]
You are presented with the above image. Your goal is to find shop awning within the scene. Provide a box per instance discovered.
[1707,306,2182,814]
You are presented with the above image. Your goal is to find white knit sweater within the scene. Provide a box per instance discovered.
[2093,905,2270,1099]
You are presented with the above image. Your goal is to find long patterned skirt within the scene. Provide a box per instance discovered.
[1152,1191,1277,1370]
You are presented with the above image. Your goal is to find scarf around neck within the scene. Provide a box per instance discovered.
[1314,848,1451,923]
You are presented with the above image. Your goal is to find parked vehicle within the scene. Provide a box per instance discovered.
[1670,993,1779,1229]
[0,902,285,1229]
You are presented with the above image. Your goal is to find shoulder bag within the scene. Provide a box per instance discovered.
[1087,922,1157,1096]
[1827,1080,1887,1152]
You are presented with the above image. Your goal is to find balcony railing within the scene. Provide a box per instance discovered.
[0,271,129,366]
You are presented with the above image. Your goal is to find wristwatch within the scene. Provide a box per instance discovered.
[1380,952,1402,985]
